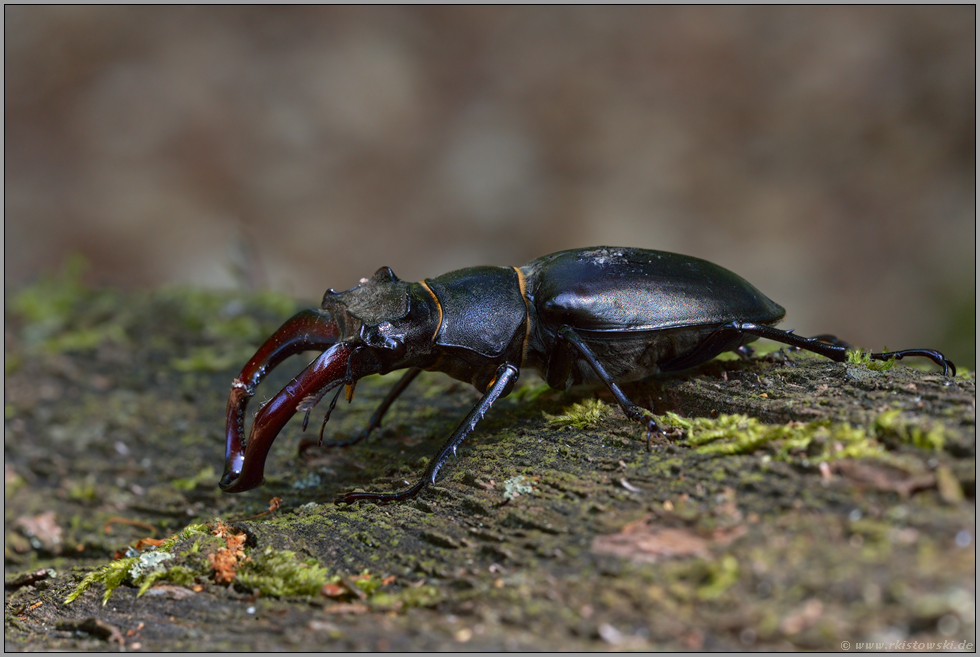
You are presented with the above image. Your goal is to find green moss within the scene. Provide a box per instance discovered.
[697,555,740,600]
[874,409,945,451]
[65,556,140,605]
[66,476,98,502]
[8,254,88,325]
[204,315,265,341]
[544,399,614,429]
[157,287,299,349]
[246,290,301,319]
[45,324,128,353]
[371,585,442,610]
[846,350,895,371]
[656,412,897,463]
[8,256,130,354]
[154,565,197,588]
[236,547,330,597]
[159,524,210,549]
[171,347,248,373]
[65,523,210,604]
[350,570,386,596]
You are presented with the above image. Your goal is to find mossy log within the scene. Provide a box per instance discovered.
[4,283,975,651]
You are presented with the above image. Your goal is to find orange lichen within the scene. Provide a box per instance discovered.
[209,521,247,584]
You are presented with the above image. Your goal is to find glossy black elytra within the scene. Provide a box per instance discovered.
[219,247,955,502]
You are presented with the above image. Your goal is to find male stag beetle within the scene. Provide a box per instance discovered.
[219,247,955,502]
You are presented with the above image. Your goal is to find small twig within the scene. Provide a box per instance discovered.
[103,517,158,536]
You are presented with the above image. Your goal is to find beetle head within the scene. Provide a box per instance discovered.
[323,266,439,371]
[220,267,441,494]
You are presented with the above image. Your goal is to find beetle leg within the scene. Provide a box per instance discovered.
[658,326,749,372]
[718,323,956,376]
[774,334,850,361]
[809,334,851,348]
[319,367,423,448]
[338,363,519,503]
[555,326,661,448]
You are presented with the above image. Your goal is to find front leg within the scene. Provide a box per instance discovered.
[338,363,521,503]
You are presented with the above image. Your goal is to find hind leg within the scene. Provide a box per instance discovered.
[711,323,955,376]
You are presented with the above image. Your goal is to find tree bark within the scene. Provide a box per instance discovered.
[4,287,975,651]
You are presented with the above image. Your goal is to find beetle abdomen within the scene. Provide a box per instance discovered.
[524,247,785,332]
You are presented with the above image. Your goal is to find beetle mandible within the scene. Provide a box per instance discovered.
[219,247,955,502]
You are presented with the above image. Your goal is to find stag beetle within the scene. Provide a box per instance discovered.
[219,247,955,502]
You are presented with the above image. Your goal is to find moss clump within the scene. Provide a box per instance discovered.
[7,255,88,326]
[7,255,128,354]
[65,523,211,605]
[697,554,740,600]
[659,413,881,462]
[544,399,614,429]
[656,406,953,467]
[370,585,442,610]
[236,547,330,597]
[162,288,296,338]
[874,409,945,451]
[659,554,742,603]
[846,350,896,371]
[664,413,788,456]
[170,347,246,373]
[65,556,141,605]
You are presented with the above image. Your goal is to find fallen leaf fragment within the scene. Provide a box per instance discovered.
[134,537,166,550]
[321,582,347,598]
[14,511,62,554]
[592,517,711,563]
[322,602,370,615]
[833,461,935,498]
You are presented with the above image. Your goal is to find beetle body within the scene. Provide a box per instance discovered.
[219,247,954,501]
[522,247,785,388]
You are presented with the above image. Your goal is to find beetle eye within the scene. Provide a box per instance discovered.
[360,322,405,357]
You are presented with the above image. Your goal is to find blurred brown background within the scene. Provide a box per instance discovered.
[5,6,975,366]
